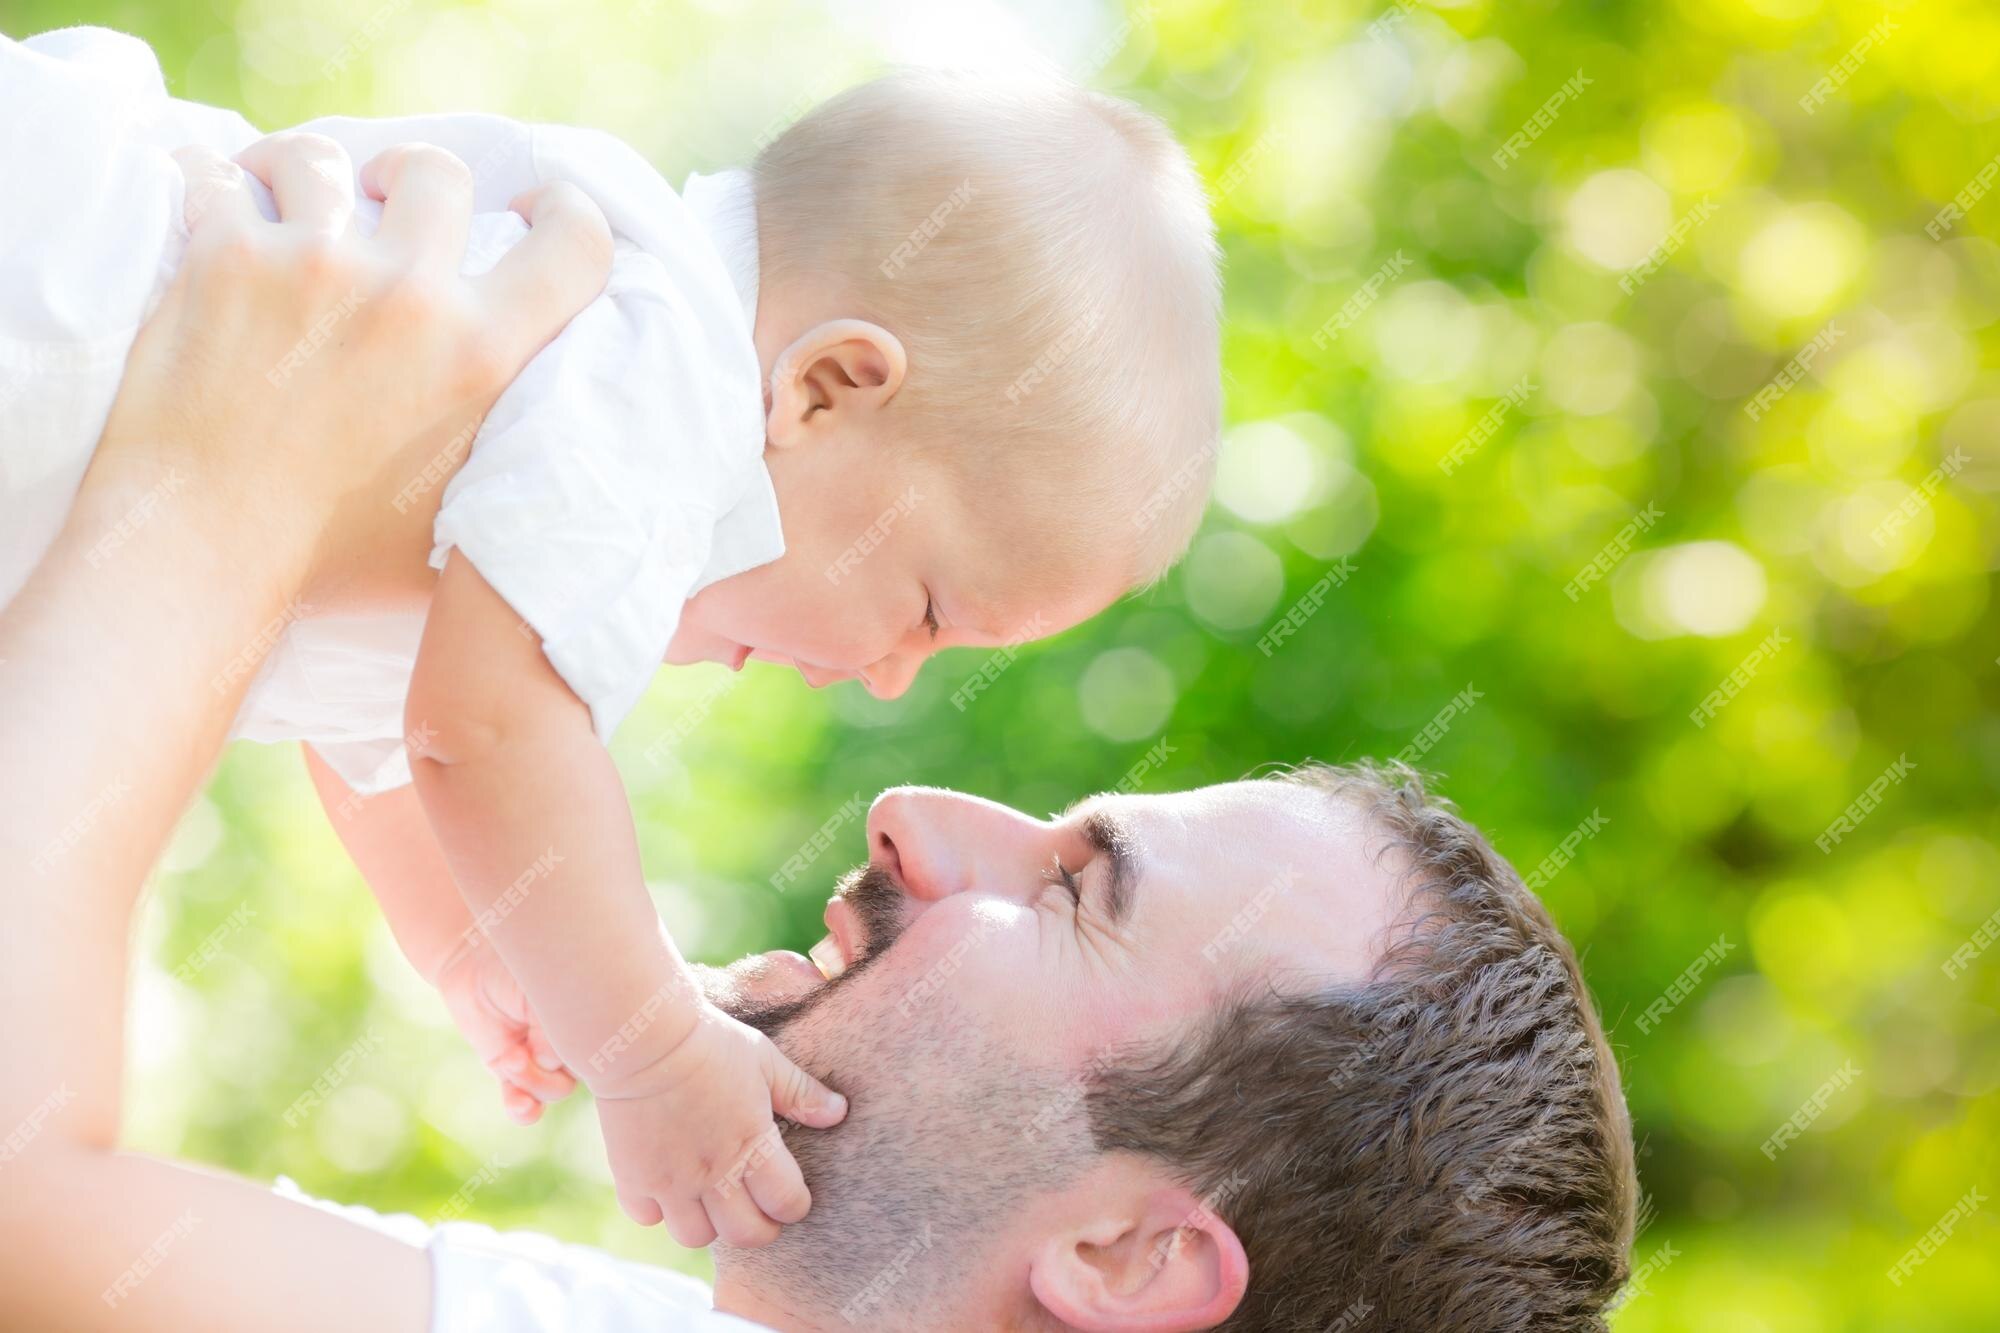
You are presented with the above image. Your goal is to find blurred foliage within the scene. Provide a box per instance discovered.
[6,0,1995,1325]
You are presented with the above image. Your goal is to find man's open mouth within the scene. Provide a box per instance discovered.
[710,863,906,1031]
[809,936,848,980]
[811,892,868,980]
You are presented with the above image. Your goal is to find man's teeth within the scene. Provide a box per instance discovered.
[810,937,848,981]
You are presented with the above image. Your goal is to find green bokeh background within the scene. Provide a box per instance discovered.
[7,0,1997,1326]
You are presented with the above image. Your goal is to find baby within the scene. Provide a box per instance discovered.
[0,28,1221,1244]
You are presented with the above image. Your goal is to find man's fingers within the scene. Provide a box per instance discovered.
[235,132,355,236]
[170,146,260,237]
[474,183,613,365]
[742,1135,812,1228]
[763,1044,848,1129]
[705,1183,782,1249]
[359,143,473,265]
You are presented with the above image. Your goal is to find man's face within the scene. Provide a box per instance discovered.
[701,778,1402,1327]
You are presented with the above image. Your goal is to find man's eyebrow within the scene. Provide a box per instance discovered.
[1079,809,1138,926]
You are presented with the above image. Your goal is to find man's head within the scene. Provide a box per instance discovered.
[674,69,1220,701]
[702,762,1638,1331]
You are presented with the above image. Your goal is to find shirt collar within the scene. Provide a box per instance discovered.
[680,167,785,593]
[679,168,760,332]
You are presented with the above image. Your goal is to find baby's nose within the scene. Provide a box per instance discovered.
[795,662,851,689]
[861,653,922,700]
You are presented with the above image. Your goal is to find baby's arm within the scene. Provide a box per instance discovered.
[302,749,575,1120]
[407,552,846,1244]
[406,552,693,1071]
[302,749,474,982]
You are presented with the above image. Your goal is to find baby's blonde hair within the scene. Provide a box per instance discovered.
[752,69,1221,595]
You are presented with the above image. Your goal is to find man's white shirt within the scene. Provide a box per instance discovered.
[279,1180,776,1332]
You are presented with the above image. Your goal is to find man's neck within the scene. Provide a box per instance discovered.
[710,1272,824,1331]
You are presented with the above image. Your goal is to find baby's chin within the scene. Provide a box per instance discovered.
[659,611,751,669]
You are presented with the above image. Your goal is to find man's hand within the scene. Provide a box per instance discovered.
[594,1002,848,1248]
[0,129,612,1332]
[101,135,613,578]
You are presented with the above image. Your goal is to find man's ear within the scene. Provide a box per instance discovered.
[1027,1184,1249,1333]
[765,319,907,448]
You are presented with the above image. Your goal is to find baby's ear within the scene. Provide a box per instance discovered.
[766,319,907,447]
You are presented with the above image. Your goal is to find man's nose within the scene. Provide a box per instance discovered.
[865,786,1047,903]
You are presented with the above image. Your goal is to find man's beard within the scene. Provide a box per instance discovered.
[706,864,1092,1327]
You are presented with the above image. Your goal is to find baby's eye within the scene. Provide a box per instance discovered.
[922,598,940,641]
[1042,857,1083,909]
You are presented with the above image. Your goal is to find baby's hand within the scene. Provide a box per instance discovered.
[593,1003,847,1248]
[435,944,578,1125]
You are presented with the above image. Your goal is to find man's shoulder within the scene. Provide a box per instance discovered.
[274,1181,774,1332]
[431,1216,758,1329]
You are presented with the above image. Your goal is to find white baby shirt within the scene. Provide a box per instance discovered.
[0,27,783,792]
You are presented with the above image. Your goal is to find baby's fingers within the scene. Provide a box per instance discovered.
[485,1047,571,1108]
[502,1049,576,1104]
[699,1124,801,1247]
[501,1083,543,1125]
[618,1189,666,1229]
[740,1127,812,1227]
[525,1015,565,1074]
[658,1198,716,1249]
[760,1041,847,1130]
[704,1180,781,1249]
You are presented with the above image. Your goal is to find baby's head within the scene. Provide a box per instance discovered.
[675,70,1221,697]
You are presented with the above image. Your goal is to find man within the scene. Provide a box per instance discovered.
[8,763,1638,1331]
[705,761,1640,1330]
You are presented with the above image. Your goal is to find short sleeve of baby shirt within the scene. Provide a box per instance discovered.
[429,244,766,741]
